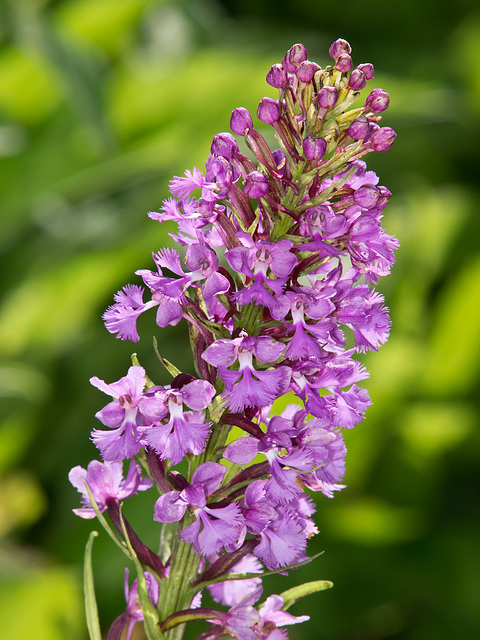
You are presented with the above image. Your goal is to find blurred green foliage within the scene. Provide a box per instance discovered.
[0,1,479,639]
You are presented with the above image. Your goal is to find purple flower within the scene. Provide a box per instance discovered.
[69,459,151,519]
[90,366,150,461]
[225,233,297,318]
[153,462,245,556]
[103,285,159,342]
[221,587,263,640]
[243,481,308,569]
[202,335,290,412]
[283,287,336,361]
[185,241,230,300]
[208,555,263,606]
[335,283,391,352]
[141,379,216,465]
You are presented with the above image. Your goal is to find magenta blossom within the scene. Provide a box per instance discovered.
[90,366,150,461]
[68,460,151,519]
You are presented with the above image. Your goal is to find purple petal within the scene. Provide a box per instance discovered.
[191,461,227,494]
[202,339,238,367]
[223,437,259,465]
[253,337,286,363]
[181,380,216,410]
[153,491,186,523]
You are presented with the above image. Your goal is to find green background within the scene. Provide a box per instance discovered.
[0,1,479,638]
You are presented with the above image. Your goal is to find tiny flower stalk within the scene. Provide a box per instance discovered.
[70,39,398,640]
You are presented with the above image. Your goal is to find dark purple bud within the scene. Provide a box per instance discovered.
[230,107,253,135]
[335,53,353,73]
[357,63,375,80]
[317,86,338,110]
[266,63,288,88]
[348,116,370,140]
[348,68,367,91]
[257,97,280,124]
[370,127,397,152]
[329,38,351,61]
[295,61,316,83]
[211,132,239,159]
[303,136,327,161]
[353,184,381,209]
[365,88,390,113]
[244,171,270,199]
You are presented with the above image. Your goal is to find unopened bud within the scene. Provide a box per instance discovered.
[296,61,316,83]
[357,63,375,80]
[244,171,270,199]
[377,185,392,209]
[211,132,238,159]
[336,53,353,73]
[283,43,308,72]
[365,88,390,113]
[348,68,367,91]
[230,107,253,135]
[317,86,338,110]
[348,116,370,140]
[370,127,397,152]
[353,184,381,209]
[303,136,327,161]
[266,64,288,88]
[257,97,280,124]
[329,38,351,60]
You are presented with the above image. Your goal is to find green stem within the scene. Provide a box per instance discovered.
[159,530,201,640]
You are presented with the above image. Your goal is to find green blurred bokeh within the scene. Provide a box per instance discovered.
[0,1,479,638]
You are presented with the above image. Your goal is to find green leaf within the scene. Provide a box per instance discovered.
[280,580,334,611]
[84,531,102,640]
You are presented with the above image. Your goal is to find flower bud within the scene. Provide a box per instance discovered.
[317,86,338,110]
[370,127,397,152]
[244,171,270,199]
[353,184,381,209]
[211,132,239,159]
[365,88,390,114]
[348,116,370,140]
[335,54,353,73]
[329,38,351,60]
[296,61,316,83]
[303,136,327,161]
[357,63,375,80]
[257,97,280,124]
[348,68,367,91]
[283,43,308,72]
[377,185,392,209]
[230,107,253,135]
[364,122,380,142]
[266,63,288,88]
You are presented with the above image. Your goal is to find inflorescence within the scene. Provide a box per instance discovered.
[70,39,398,640]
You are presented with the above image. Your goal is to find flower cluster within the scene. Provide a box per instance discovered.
[70,39,397,640]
